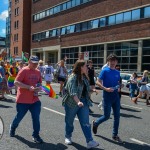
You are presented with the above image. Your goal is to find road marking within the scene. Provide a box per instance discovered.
[121,104,142,110]
[130,138,150,146]
[6,95,16,99]
[43,107,79,121]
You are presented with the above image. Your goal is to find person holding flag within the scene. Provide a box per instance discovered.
[9,55,43,143]
[8,61,19,94]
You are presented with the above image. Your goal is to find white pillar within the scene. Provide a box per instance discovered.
[104,43,107,64]
[43,51,46,65]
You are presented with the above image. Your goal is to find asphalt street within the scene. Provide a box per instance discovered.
[0,83,150,150]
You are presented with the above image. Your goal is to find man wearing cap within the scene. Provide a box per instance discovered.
[9,55,43,143]
[92,54,123,143]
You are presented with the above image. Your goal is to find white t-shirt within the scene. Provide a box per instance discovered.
[59,66,67,77]
[44,65,54,81]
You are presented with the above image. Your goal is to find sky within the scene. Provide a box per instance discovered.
[0,0,8,37]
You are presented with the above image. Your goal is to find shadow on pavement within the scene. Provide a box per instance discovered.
[0,104,12,108]
[72,142,104,150]
[1,98,15,103]
[90,113,103,118]
[95,135,150,150]
[120,113,142,119]
[120,107,141,112]
[15,135,67,150]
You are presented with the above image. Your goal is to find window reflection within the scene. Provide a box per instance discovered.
[144,6,150,18]
[108,15,115,25]
[132,9,140,21]
[123,11,131,22]
[116,13,123,24]
[100,18,106,27]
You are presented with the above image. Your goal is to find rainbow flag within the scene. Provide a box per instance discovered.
[8,76,15,87]
[41,84,58,99]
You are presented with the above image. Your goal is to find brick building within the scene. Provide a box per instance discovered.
[10,0,150,71]
[10,0,31,58]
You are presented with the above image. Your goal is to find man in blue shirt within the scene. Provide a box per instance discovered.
[92,54,122,143]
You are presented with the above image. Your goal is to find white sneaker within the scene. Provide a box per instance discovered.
[65,138,72,145]
[87,140,99,149]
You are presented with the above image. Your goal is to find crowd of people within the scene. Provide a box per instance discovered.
[0,53,149,149]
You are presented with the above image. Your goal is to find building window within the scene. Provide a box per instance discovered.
[15,0,19,3]
[14,47,18,55]
[61,47,79,68]
[108,15,116,25]
[107,41,138,70]
[14,34,18,41]
[15,7,19,16]
[46,31,49,38]
[89,19,99,29]
[142,39,150,71]
[33,0,91,21]
[100,17,106,27]
[123,11,131,22]
[132,9,140,21]
[144,6,150,18]
[116,13,123,24]
[81,22,88,31]
[81,45,104,69]
[75,24,81,32]
[14,20,19,29]
[61,27,66,35]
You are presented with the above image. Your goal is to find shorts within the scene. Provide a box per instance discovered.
[58,76,66,82]
[140,85,147,92]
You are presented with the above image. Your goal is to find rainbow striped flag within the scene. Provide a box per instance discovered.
[8,76,15,87]
[41,84,58,99]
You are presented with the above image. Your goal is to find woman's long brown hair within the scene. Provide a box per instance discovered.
[72,60,89,84]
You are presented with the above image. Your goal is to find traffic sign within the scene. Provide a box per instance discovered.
[84,51,89,60]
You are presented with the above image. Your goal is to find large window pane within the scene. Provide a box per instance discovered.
[130,41,138,48]
[108,15,116,25]
[92,19,99,28]
[132,9,140,21]
[144,6,150,18]
[82,22,88,31]
[67,1,71,9]
[130,57,137,63]
[46,31,49,38]
[143,48,150,55]
[142,56,150,63]
[143,40,150,47]
[122,42,130,49]
[70,25,75,33]
[76,24,81,32]
[71,0,76,7]
[61,27,66,35]
[123,11,131,22]
[49,8,53,15]
[100,18,106,27]
[76,0,81,5]
[130,49,138,56]
[116,13,123,24]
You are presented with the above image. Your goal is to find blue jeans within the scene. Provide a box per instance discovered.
[64,98,93,143]
[11,101,41,137]
[94,92,120,136]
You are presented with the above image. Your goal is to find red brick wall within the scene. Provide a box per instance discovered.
[31,0,150,49]
[10,0,31,57]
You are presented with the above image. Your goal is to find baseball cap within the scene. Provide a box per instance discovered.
[29,55,39,63]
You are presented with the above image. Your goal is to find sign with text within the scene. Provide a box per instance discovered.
[84,51,89,60]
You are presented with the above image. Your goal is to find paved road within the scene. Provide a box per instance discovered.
[0,83,150,150]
